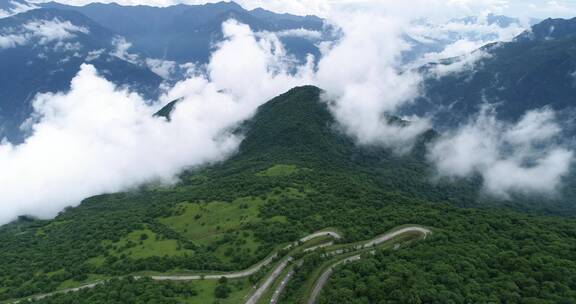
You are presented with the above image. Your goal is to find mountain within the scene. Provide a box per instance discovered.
[39,1,328,64]
[1,86,576,303]
[0,8,162,143]
[412,17,576,131]
[518,17,576,41]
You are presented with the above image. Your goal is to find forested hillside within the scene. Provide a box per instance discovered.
[1,86,575,303]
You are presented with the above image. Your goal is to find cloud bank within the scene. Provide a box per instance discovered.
[316,12,430,151]
[428,107,573,198]
[0,20,313,225]
[0,1,38,19]
[0,18,88,49]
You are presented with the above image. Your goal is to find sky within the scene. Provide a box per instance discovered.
[29,0,576,19]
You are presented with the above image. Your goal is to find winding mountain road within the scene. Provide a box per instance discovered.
[6,226,429,304]
[299,231,342,243]
[148,253,279,281]
[149,229,341,282]
[362,226,430,248]
[306,226,431,304]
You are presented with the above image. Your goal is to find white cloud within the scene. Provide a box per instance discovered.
[0,64,239,224]
[23,18,89,44]
[111,36,139,63]
[145,58,177,79]
[275,28,323,40]
[112,37,191,80]
[0,33,28,48]
[0,18,88,49]
[0,1,38,19]
[85,48,105,61]
[428,107,573,198]
[316,12,430,151]
[53,41,83,52]
[429,49,492,78]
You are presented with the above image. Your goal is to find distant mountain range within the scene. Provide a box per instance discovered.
[39,1,327,64]
[410,16,576,134]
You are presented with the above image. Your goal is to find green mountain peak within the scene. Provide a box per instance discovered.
[237,85,354,163]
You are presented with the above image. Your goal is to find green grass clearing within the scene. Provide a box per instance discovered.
[160,197,264,245]
[257,164,301,177]
[104,228,192,259]
[183,278,252,304]
[160,188,302,245]
[213,230,262,264]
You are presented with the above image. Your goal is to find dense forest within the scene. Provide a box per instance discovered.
[28,278,197,304]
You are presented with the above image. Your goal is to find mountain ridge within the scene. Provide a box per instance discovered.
[37,0,326,63]
[414,16,576,131]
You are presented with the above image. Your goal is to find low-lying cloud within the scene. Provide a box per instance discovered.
[0,20,313,225]
[316,12,430,150]
[275,28,323,40]
[0,1,38,19]
[0,18,88,49]
[428,107,574,198]
[428,49,492,78]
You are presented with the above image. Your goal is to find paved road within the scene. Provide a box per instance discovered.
[149,252,279,281]
[245,257,292,304]
[300,231,342,243]
[362,226,430,248]
[304,241,334,253]
[308,255,361,304]
[270,269,294,304]
[11,282,104,304]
